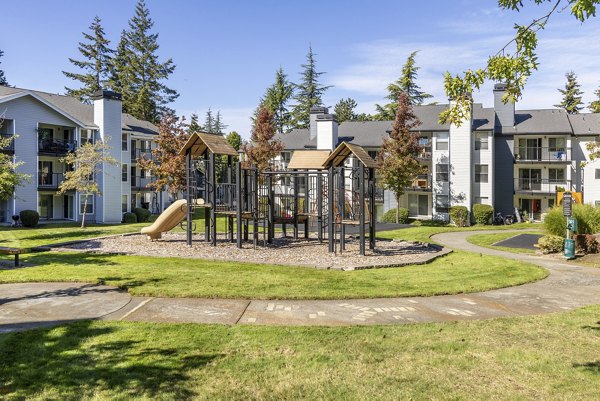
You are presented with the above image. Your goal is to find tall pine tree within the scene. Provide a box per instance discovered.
[291,46,331,129]
[334,98,358,123]
[109,0,178,122]
[0,50,8,86]
[554,71,584,114]
[263,68,294,133]
[375,51,432,120]
[589,86,600,113]
[63,16,113,102]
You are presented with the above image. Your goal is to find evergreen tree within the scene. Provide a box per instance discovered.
[376,92,424,223]
[334,98,358,123]
[0,50,8,86]
[226,131,242,151]
[214,111,228,134]
[109,0,178,122]
[375,51,432,120]
[554,71,584,114]
[291,46,332,129]
[204,108,215,133]
[188,113,202,134]
[263,68,294,133]
[63,16,113,102]
[589,87,600,113]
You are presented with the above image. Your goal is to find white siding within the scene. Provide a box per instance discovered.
[449,112,473,213]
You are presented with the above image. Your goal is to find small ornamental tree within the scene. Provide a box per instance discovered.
[376,92,424,223]
[137,114,189,197]
[243,106,284,171]
[58,140,118,228]
[0,121,29,201]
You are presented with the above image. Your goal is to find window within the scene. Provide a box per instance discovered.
[80,130,94,145]
[436,132,448,151]
[122,164,128,182]
[140,168,146,179]
[79,194,94,215]
[548,198,555,209]
[436,164,449,182]
[475,132,489,150]
[122,195,128,213]
[475,164,488,183]
[435,195,449,213]
[474,196,489,205]
[596,200,600,207]
[549,168,565,183]
[595,169,600,179]
[548,137,565,152]
[122,134,128,151]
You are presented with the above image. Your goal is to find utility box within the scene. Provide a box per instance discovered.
[567,217,578,233]
[564,239,575,260]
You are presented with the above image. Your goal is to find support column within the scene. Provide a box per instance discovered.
[185,149,192,247]
[210,152,217,246]
[359,166,365,256]
[236,162,242,248]
[328,166,335,252]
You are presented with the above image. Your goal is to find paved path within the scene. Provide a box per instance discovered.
[2,230,600,331]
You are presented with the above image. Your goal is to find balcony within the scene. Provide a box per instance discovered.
[131,175,156,191]
[38,172,65,190]
[406,174,432,192]
[514,146,571,163]
[38,138,77,156]
[514,178,571,194]
[131,148,154,163]
[0,133,14,154]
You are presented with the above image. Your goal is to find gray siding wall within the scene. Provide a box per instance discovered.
[494,136,515,215]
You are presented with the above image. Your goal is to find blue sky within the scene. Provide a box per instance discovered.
[1,0,598,137]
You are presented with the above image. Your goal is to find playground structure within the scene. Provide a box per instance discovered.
[169,133,378,255]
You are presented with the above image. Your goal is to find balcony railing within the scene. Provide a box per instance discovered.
[514,146,571,163]
[0,133,14,153]
[407,174,432,191]
[131,175,156,191]
[38,172,65,190]
[131,148,154,162]
[514,178,571,193]
[38,138,77,155]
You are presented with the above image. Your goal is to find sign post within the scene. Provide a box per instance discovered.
[563,192,575,259]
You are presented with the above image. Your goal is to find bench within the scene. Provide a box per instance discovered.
[0,247,27,267]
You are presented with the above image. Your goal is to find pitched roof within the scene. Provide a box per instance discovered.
[0,85,158,135]
[323,142,378,168]
[568,113,600,136]
[496,109,573,135]
[179,132,238,157]
[287,150,330,170]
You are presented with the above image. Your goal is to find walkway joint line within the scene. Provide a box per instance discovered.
[119,298,154,321]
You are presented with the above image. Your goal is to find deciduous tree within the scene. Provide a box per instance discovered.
[58,140,118,228]
[137,114,189,197]
[0,120,29,201]
[226,131,242,151]
[243,106,284,171]
[554,71,584,114]
[291,46,332,129]
[376,92,424,223]
[63,16,113,103]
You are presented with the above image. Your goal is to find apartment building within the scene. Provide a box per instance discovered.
[0,86,163,224]
[275,84,600,221]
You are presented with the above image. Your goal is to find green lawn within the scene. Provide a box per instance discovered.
[467,230,543,254]
[1,305,599,400]
[0,250,546,299]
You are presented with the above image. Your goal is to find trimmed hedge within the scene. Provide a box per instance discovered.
[382,208,409,224]
[537,235,564,254]
[449,206,469,227]
[123,212,138,224]
[20,210,39,228]
[473,204,493,225]
[133,207,152,223]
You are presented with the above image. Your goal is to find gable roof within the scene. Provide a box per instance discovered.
[323,142,378,168]
[0,85,158,135]
[568,113,600,136]
[287,150,330,170]
[179,132,238,157]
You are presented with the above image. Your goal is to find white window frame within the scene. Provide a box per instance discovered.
[436,164,449,182]
[475,132,489,150]
[475,164,488,183]
[122,163,128,182]
[122,195,128,213]
[79,194,94,215]
[436,132,449,151]
[122,133,128,151]
[435,194,449,213]
[595,169,600,180]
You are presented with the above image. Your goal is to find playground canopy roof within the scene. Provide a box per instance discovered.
[179,132,238,157]
[322,142,378,169]
[287,150,330,170]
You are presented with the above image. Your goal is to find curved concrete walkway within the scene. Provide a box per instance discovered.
[2,231,600,331]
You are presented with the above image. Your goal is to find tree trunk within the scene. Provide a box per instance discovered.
[81,197,87,229]
[396,194,400,224]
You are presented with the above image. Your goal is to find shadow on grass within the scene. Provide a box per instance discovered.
[0,321,221,399]
[23,229,108,245]
[24,252,120,266]
[573,361,600,374]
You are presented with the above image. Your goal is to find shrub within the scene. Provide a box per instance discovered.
[133,207,152,223]
[573,234,599,254]
[449,206,469,227]
[148,214,159,223]
[537,235,564,254]
[543,206,566,236]
[19,210,39,227]
[544,204,600,237]
[382,208,409,224]
[122,212,137,224]
[412,219,449,227]
[472,204,493,225]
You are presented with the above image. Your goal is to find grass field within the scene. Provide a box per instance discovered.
[1,305,598,400]
[466,230,543,254]
[0,250,546,299]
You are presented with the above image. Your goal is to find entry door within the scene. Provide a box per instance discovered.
[39,195,54,219]
[408,194,429,216]
[63,195,74,220]
[38,161,53,186]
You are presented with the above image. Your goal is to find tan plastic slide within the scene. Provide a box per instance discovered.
[141,199,188,240]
